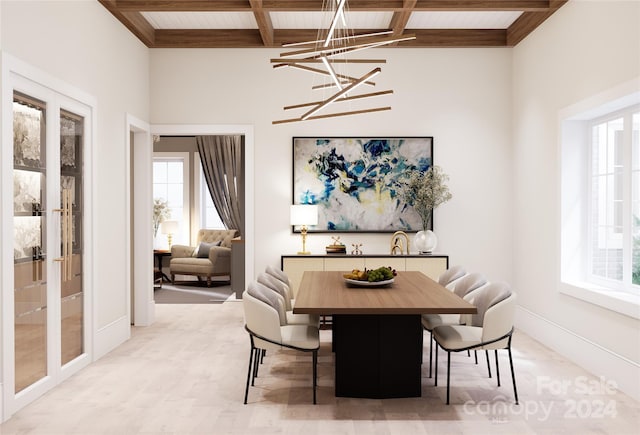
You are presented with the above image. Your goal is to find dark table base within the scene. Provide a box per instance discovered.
[333,314,423,398]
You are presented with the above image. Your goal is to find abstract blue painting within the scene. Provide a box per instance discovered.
[293,137,433,232]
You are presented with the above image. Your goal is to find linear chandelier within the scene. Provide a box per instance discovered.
[271,0,415,125]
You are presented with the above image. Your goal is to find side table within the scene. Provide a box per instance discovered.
[154,250,172,284]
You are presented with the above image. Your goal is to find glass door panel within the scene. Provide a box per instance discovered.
[13,93,48,393]
[60,110,83,365]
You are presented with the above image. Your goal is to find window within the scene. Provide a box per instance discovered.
[153,153,189,247]
[560,87,640,319]
[195,160,224,230]
[589,107,640,292]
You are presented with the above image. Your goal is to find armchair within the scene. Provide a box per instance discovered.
[170,229,239,287]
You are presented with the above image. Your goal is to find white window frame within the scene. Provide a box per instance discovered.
[152,152,190,247]
[559,80,640,320]
[587,108,636,292]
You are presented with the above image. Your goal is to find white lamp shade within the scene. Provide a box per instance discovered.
[161,220,179,234]
[290,204,318,226]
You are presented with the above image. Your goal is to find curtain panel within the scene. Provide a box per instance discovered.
[197,135,245,237]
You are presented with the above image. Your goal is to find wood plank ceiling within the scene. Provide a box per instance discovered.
[98,0,568,48]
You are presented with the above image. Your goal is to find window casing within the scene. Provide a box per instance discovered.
[587,105,640,294]
[153,153,189,247]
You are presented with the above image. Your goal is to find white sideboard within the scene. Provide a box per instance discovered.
[281,254,449,297]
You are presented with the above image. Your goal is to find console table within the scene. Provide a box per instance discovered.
[281,254,448,297]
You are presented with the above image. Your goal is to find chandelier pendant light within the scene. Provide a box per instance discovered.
[271,0,415,124]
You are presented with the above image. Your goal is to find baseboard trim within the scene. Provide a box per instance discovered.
[93,315,130,360]
[516,305,640,401]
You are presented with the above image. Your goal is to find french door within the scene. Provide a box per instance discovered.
[3,69,93,417]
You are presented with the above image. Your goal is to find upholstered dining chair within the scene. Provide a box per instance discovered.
[432,282,518,405]
[265,265,294,298]
[438,265,467,289]
[423,273,488,378]
[243,281,320,404]
[257,272,320,327]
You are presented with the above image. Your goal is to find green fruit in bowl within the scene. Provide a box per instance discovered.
[367,266,395,282]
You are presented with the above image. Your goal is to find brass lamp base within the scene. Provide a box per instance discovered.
[297,226,311,255]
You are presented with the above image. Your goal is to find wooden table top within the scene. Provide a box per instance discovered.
[293,271,477,315]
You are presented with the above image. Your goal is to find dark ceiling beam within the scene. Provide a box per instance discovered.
[99,0,155,46]
[405,29,507,47]
[151,28,508,48]
[154,29,265,48]
[114,1,253,12]
[506,0,567,46]
[412,1,551,12]
[114,0,552,12]
[100,0,567,48]
[390,0,417,38]
[249,0,274,46]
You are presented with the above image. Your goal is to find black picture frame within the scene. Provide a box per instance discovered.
[292,136,434,233]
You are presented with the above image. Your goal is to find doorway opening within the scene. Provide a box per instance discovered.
[151,125,254,302]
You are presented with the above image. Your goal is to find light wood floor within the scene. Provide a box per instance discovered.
[1,300,638,434]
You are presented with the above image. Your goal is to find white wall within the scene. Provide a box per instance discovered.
[150,47,514,284]
[512,0,640,399]
[1,1,149,351]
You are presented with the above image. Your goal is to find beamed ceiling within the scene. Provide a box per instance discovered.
[98,0,568,48]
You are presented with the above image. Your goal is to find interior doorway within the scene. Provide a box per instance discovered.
[151,124,254,301]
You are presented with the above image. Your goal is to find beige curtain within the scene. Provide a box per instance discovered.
[196,135,244,237]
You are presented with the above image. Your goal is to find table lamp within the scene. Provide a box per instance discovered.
[290,204,318,255]
[161,220,179,250]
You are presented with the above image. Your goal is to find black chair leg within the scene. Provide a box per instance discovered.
[312,350,318,405]
[261,349,266,364]
[244,345,255,404]
[252,348,260,385]
[485,350,492,378]
[446,351,451,405]
[508,345,519,405]
[434,343,438,386]
[429,332,433,378]
[474,350,478,364]
[495,349,501,387]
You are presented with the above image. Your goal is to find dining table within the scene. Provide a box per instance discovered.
[293,270,477,399]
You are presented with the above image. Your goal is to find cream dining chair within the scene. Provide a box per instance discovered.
[438,265,467,289]
[423,272,488,378]
[432,282,518,405]
[242,281,320,404]
[257,272,320,327]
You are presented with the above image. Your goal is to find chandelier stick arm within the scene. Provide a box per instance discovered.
[271,58,387,64]
[321,56,343,90]
[280,34,416,58]
[301,67,381,120]
[273,107,391,125]
[283,90,393,110]
[312,82,351,90]
[287,63,376,86]
[322,35,417,59]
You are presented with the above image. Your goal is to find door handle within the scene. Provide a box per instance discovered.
[53,189,73,281]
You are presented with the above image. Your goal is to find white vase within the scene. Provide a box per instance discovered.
[414,230,437,254]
